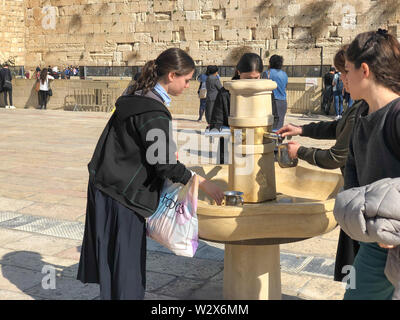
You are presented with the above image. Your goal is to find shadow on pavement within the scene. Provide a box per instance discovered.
[0,249,99,300]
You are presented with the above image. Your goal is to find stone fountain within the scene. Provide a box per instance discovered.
[190,79,343,300]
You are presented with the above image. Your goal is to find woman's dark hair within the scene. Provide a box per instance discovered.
[269,54,283,70]
[232,52,264,80]
[207,65,218,75]
[40,68,48,84]
[346,29,400,94]
[333,44,349,74]
[127,48,195,95]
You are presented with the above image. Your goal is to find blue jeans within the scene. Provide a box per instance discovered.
[333,91,343,116]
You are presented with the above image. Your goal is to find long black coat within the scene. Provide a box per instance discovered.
[209,87,231,130]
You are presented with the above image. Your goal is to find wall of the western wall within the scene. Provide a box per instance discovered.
[0,0,26,66]
[3,1,400,70]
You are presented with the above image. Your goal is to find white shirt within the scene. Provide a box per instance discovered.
[333,72,341,91]
[39,75,55,91]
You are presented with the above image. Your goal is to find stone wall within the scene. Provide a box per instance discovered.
[4,0,400,72]
[20,0,400,70]
[0,0,26,66]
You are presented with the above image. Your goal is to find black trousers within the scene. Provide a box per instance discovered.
[334,229,360,282]
[3,88,12,106]
[77,182,147,300]
[38,90,48,109]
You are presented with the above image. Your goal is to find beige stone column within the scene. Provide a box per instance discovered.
[223,244,281,300]
[224,79,278,203]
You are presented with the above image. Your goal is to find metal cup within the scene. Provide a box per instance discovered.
[223,191,244,206]
[277,143,298,168]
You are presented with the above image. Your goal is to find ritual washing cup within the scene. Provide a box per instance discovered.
[223,191,244,206]
[277,143,298,168]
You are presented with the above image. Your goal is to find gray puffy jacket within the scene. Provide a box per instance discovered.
[333,177,400,300]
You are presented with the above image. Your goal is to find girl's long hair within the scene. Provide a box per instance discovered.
[40,68,48,84]
[126,48,195,95]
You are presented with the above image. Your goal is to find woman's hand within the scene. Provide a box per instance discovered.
[276,123,303,138]
[378,243,395,249]
[286,141,301,159]
[198,176,224,205]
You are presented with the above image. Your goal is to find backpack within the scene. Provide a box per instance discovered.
[334,74,343,92]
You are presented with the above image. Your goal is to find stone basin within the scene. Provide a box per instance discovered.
[189,163,343,300]
[190,163,343,244]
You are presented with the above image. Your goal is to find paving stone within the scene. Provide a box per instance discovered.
[188,272,224,300]
[0,197,34,211]
[0,289,36,300]
[280,236,339,259]
[0,211,22,223]
[55,246,82,261]
[146,271,177,292]
[0,265,44,292]
[154,277,207,299]
[302,257,335,278]
[0,250,79,279]
[146,251,223,280]
[0,247,20,261]
[0,215,41,229]
[2,234,82,256]
[144,292,179,300]
[281,272,313,298]
[0,227,32,245]
[280,252,313,273]
[193,243,225,261]
[297,277,345,300]
[19,203,85,221]
[38,221,84,240]
[24,277,99,300]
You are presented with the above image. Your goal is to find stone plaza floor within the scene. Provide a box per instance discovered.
[0,108,346,300]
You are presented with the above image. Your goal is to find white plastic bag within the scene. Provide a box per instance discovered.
[146,174,199,257]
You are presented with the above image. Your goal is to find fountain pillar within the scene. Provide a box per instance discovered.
[224,79,278,203]
[224,244,281,300]
[223,79,281,299]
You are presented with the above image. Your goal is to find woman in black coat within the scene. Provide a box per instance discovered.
[205,65,223,124]
[77,48,224,300]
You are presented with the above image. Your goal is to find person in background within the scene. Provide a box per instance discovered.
[0,63,15,109]
[77,48,224,300]
[35,66,41,80]
[321,66,336,114]
[333,70,344,119]
[276,44,361,283]
[38,68,54,110]
[209,53,264,164]
[262,54,288,130]
[205,65,222,124]
[196,68,208,122]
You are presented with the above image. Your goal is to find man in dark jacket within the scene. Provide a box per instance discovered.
[205,65,222,124]
[0,63,15,108]
[321,67,335,115]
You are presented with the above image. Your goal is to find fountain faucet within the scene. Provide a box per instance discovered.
[264,132,298,168]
